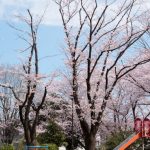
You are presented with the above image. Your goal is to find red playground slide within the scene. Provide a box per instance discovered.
[113,132,142,150]
[114,118,150,150]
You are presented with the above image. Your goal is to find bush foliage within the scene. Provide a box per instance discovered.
[101,131,132,150]
[0,144,14,150]
[37,121,65,147]
[42,144,58,150]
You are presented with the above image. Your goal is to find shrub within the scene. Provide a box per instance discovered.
[0,144,14,150]
[101,130,140,150]
[37,121,65,147]
[42,144,58,150]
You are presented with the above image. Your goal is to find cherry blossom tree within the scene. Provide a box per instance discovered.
[127,45,150,95]
[0,10,50,146]
[55,0,150,149]
[122,35,150,118]
[124,64,150,119]
[102,80,145,135]
[46,79,84,148]
[0,65,21,144]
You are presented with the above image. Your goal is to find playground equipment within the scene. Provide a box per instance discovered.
[25,145,48,150]
[113,118,150,150]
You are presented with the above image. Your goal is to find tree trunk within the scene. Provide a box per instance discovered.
[24,127,36,146]
[84,133,96,150]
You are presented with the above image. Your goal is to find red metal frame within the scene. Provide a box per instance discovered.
[115,118,150,150]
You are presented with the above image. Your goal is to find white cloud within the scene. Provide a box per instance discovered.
[28,0,62,26]
[0,0,62,26]
[0,0,150,26]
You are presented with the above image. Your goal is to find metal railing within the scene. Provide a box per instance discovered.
[25,145,49,150]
